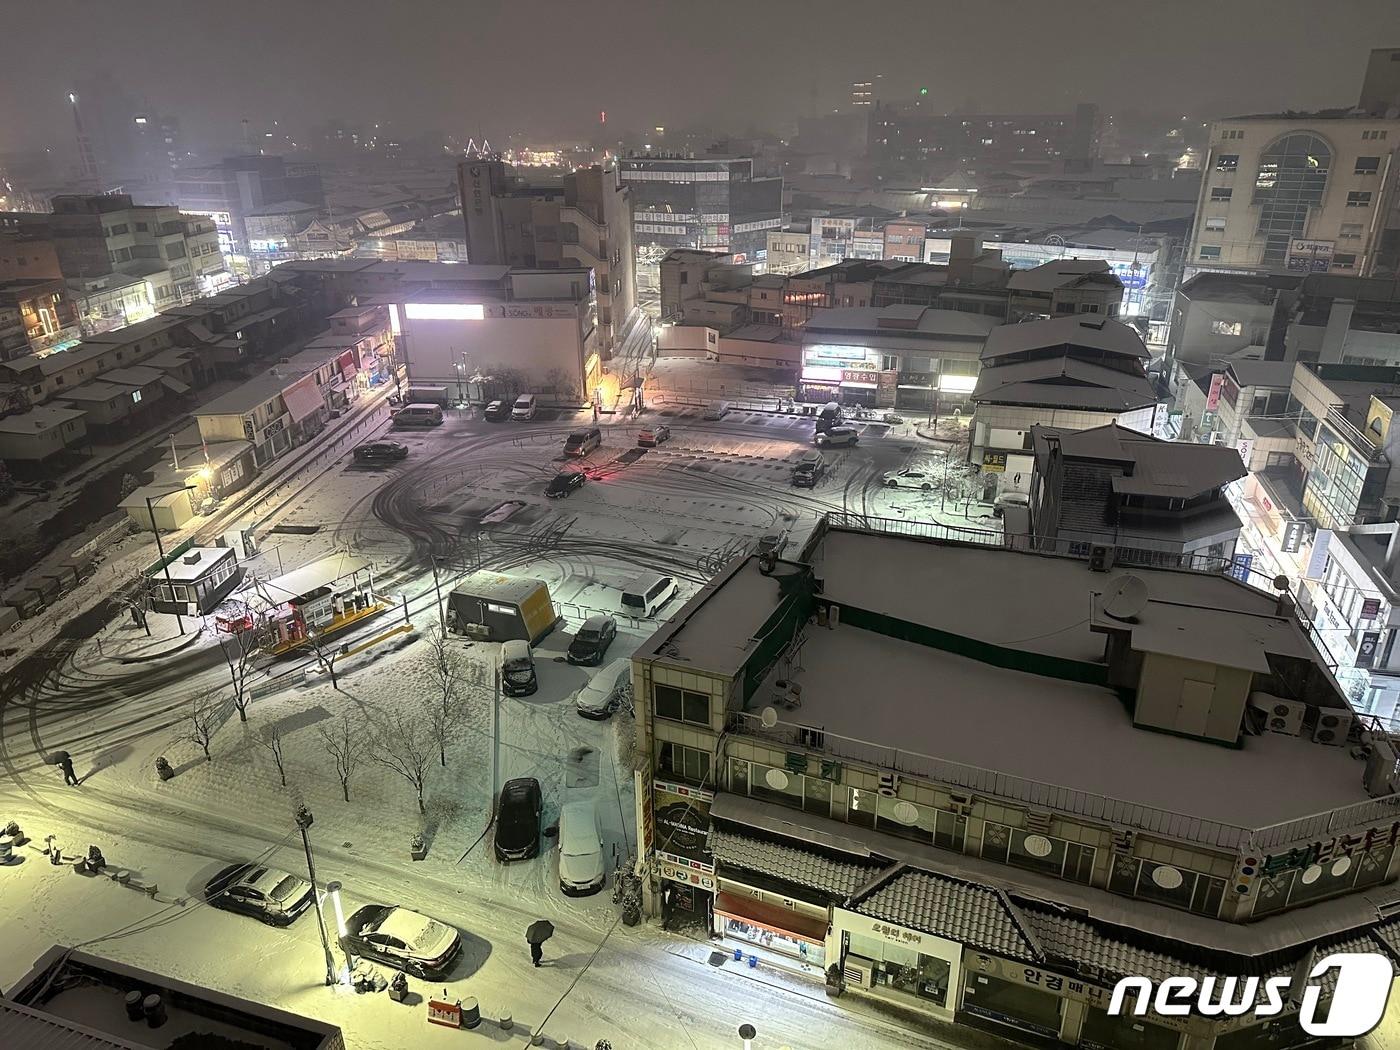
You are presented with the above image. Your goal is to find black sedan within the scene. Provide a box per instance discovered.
[546,471,587,498]
[494,777,543,861]
[341,904,462,978]
[353,440,409,463]
[483,400,509,421]
[203,862,315,926]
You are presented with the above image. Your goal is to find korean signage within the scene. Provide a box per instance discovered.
[1263,823,1400,875]
[492,304,578,320]
[1362,598,1383,620]
[1357,631,1381,668]
[1281,520,1307,554]
[835,908,928,950]
[982,451,1007,473]
[653,780,713,874]
[1235,438,1253,468]
[1206,374,1225,412]
[1229,553,1253,583]
[1286,239,1335,273]
[466,166,485,218]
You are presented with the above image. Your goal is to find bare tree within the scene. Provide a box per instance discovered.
[305,628,343,690]
[258,722,288,786]
[423,624,469,767]
[221,618,265,722]
[188,692,220,762]
[373,705,434,814]
[318,714,364,802]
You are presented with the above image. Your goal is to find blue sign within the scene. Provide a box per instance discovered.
[1229,553,1253,583]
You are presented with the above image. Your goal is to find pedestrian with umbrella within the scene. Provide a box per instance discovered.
[49,750,78,786]
[525,919,554,967]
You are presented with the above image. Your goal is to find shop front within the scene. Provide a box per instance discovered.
[831,908,962,1022]
[652,780,716,927]
[713,885,827,977]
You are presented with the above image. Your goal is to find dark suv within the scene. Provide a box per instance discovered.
[494,777,543,861]
[567,614,617,665]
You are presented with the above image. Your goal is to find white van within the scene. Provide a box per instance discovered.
[575,658,632,719]
[511,394,538,421]
[702,400,731,420]
[621,573,678,618]
[500,639,537,697]
[557,800,605,896]
[392,403,444,428]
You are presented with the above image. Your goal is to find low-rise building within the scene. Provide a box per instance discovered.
[194,371,310,468]
[1027,423,1245,570]
[631,520,1400,1047]
[0,277,81,360]
[1005,259,1125,321]
[144,544,243,617]
[0,404,87,469]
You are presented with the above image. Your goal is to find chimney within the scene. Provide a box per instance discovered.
[1319,299,1355,364]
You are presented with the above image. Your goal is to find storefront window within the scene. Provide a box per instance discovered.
[748,762,806,810]
[1252,844,1392,917]
[981,823,1093,883]
[722,917,824,969]
[1080,1007,1181,1050]
[962,972,1063,1039]
[1110,854,1225,917]
[846,933,952,1007]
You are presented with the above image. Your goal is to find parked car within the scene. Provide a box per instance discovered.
[567,613,617,665]
[501,639,538,697]
[483,400,509,421]
[494,777,543,861]
[574,658,632,719]
[203,862,315,927]
[994,492,1031,518]
[637,424,671,447]
[546,471,588,498]
[391,403,444,428]
[882,468,934,490]
[792,450,824,488]
[620,573,677,617]
[564,427,602,456]
[814,426,859,448]
[702,400,731,420]
[558,800,605,896]
[511,393,538,420]
[340,904,462,978]
[353,440,409,463]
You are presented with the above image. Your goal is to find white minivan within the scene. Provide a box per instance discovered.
[702,400,731,420]
[621,573,678,618]
[511,394,538,421]
[557,800,605,896]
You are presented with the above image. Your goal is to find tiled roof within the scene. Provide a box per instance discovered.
[1024,907,1212,985]
[708,828,884,898]
[855,870,1039,961]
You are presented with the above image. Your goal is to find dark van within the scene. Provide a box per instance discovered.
[564,427,602,456]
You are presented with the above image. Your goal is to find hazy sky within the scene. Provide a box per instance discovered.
[3,0,1399,154]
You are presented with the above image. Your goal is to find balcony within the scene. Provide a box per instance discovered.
[1325,405,1386,462]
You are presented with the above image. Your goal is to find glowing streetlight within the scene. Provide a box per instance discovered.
[324,879,353,982]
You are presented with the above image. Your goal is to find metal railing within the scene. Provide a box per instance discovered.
[1325,406,1385,461]
[823,510,1003,547]
[728,710,1400,854]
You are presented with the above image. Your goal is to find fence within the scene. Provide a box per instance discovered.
[822,511,1003,547]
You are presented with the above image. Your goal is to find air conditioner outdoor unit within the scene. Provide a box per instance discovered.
[1312,709,1355,746]
[843,956,876,989]
[1365,739,1400,797]
[878,772,900,797]
[1248,693,1306,736]
[1089,544,1116,572]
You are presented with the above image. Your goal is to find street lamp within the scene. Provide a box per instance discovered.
[324,880,354,982]
[738,1023,756,1050]
[145,484,199,635]
[453,360,465,405]
[295,806,337,986]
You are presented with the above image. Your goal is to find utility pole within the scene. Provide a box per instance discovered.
[295,806,337,986]
[431,557,445,635]
[146,484,197,635]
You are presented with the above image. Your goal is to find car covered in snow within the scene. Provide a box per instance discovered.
[352,440,409,463]
[814,425,858,448]
[637,424,671,447]
[882,468,934,490]
[203,862,315,926]
[483,400,509,421]
[546,471,587,498]
[340,904,462,977]
[574,658,632,720]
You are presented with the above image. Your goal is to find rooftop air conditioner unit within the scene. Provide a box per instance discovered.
[1089,544,1116,572]
[1247,692,1306,736]
[843,956,876,989]
[1312,709,1355,746]
[1365,739,1400,797]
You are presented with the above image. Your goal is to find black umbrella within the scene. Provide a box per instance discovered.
[46,750,70,766]
[525,919,555,945]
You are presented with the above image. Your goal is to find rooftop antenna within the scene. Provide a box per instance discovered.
[1102,574,1149,621]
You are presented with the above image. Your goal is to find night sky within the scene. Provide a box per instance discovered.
[3,0,1399,153]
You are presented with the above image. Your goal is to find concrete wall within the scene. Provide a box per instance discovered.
[401,313,590,399]
[714,335,800,369]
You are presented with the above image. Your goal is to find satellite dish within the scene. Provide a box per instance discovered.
[1102,574,1149,621]
[760,706,778,729]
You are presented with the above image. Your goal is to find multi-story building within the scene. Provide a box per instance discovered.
[176,155,326,256]
[764,224,811,275]
[0,277,81,360]
[970,316,1159,495]
[1186,48,1400,280]
[618,153,783,314]
[870,101,1101,178]
[1005,259,1125,321]
[458,161,636,353]
[1027,423,1245,571]
[630,519,1400,1047]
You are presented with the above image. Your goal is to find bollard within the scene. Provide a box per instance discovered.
[124,990,143,1020]
[499,1012,513,1031]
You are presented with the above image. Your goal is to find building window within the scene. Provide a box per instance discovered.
[1109,855,1226,917]
[1347,191,1374,207]
[1251,844,1394,917]
[1209,187,1233,201]
[654,684,710,727]
[657,741,710,785]
[1340,222,1365,239]
[1198,245,1222,260]
[108,223,128,236]
[1333,253,1357,270]
[1204,217,1227,231]
[1215,154,1239,172]
[1211,320,1244,336]
[1362,130,1389,141]
[1354,156,1381,175]
[135,222,149,232]
[981,823,1094,884]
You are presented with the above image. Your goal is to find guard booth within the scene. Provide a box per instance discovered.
[447,572,558,643]
[252,553,385,655]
